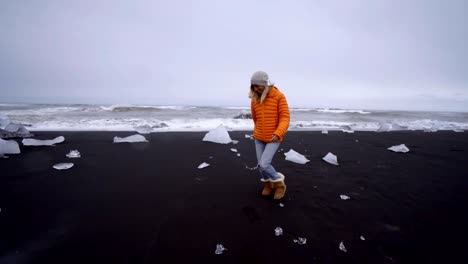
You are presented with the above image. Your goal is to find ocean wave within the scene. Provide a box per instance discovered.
[100,105,196,112]
[316,108,371,114]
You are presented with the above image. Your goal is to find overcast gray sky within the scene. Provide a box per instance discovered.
[1,0,467,111]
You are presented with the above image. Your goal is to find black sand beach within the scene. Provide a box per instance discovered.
[1,131,467,263]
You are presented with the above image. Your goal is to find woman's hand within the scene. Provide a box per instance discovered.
[271,134,279,142]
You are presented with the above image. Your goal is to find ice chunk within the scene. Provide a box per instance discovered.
[322,152,339,165]
[0,138,20,156]
[284,149,310,164]
[237,153,240,157]
[339,241,347,252]
[340,125,354,133]
[322,130,328,134]
[214,244,227,255]
[231,140,239,144]
[23,136,65,146]
[113,134,148,143]
[274,227,283,236]
[360,236,365,241]
[340,195,350,200]
[245,134,253,139]
[293,237,307,245]
[134,125,153,134]
[53,163,74,170]
[198,162,210,169]
[230,148,238,153]
[279,203,284,207]
[376,122,392,132]
[0,114,10,128]
[387,144,409,153]
[203,125,232,144]
[66,150,81,158]
[1,124,32,138]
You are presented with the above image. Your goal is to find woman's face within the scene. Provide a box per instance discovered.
[252,85,266,94]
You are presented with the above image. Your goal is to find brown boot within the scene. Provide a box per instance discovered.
[272,173,286,200]
[261,181,274,196]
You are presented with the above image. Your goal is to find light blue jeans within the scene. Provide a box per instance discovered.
[254,139,281,181]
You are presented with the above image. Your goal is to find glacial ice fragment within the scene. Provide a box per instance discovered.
[215,244,227,255]
[284,149,310,164]
[23,136,65,146]
[0,138,20,156]
[293,237,307,245]
[339,241,347,252]
[340,195,350,200]
[198,162,210,169]
[322,152,339,165]
[274,227,283,236]
[387,144,409,153]
[203,125,232,144]
[66,150,81,158]
[113,134,147,143]
[53,163,74,170]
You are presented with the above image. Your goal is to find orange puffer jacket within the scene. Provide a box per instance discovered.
[251,86,290,142]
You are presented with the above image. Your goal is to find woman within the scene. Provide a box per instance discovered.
[249,71,290,200]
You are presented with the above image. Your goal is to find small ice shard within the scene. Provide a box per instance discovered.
[284,149,310,164]
[209,156,213,159]
[279,203,284,207]
[339,241,347,252]
[214,244,227,255]
[134,125,153,134]
[66,150,81,158]
[231,140,239,144]
[355,140,359,142]
[322,130,328,134]
[360,236,365,241]
[245,134,253,139]
[340,125,354,133]
[244,164,258,170]
[113,134,148,143]
[387,144,409,153]
[203,125,232,144]
[198,162,210,169]
[237,153,240,157]
[322,152,339,165]
[23,136,65,146]
[340,195,350,200]
[274,227,283,236]
[53,163,74,170]
[230,148,238,153]
[293,237,307,245]
[0,138,20,156]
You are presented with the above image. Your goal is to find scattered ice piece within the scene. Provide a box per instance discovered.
[0,138,20,156]
[53,163,74,170]
[340,195,350,200]
[230,148,238,153]
[66,150,81,158]
[134,125,153,134]
[23,136,65,146]
[355,140,359,142]
[237,153,240,157]
[360,236,365,241]
[244,164,258,170]
[209,156,213,159]
[203,125,232,144]
[274,227,283,236]
[322,152,339,166]
[284,149,310,164]
[198,162,210,169]
[340,125,354,133]
[293,237,307,245]
[339,241,347,252]
[245,134,253,139]
[231,140,239,144]
[279,203,284,207]
[1,123,32,138]
[322,130,328,134]
[215,244,227,255]
[454,129,464,132]
[387,144,409,153]
[113,134,147,143]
